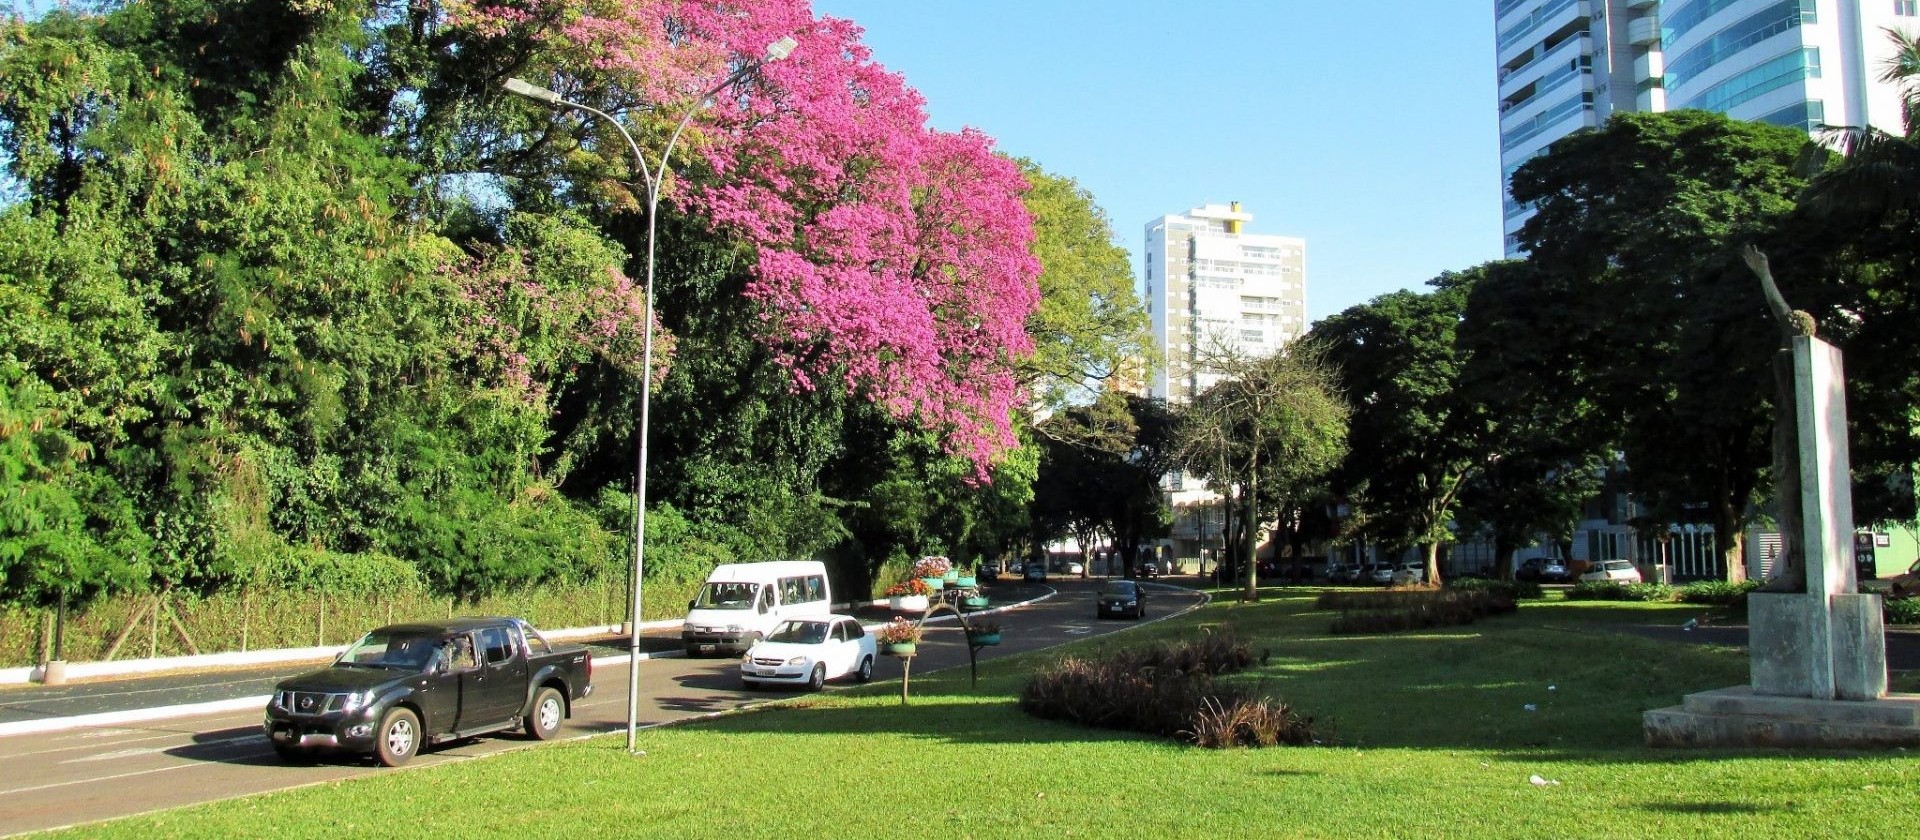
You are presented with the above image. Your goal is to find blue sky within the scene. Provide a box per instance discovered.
[809,1,1507,323]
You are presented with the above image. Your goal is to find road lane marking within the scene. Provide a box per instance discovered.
[62,734,260,764]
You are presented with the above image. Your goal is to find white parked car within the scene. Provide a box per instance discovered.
[740,615,876,691]
[1580,560,1643,584]
[1390,561,1426,585]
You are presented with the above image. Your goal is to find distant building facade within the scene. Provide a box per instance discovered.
[1142,202,1307,405]
[1141,203,1306,565]
[1497,0,1917,254]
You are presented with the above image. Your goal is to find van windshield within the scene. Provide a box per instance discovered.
[693,582,759,610]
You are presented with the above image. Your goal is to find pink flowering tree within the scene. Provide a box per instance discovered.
[452,0,1041,478]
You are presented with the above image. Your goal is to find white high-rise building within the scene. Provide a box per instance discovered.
[1142,203,1307,406]
[1497,0,1917,254]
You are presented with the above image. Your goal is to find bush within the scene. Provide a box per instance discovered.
[1677,579,1760,605]
[1885,597,1920,625]
[1566,580,1676,602]
[1018,630,1316,748]
[1446,577,1543,600]
[1325,589,1517,635]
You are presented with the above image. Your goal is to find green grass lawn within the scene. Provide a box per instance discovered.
[77,589,1920,839]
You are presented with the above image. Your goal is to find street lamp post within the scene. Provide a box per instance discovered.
[505,35,797,755]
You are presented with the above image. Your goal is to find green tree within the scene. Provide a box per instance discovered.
[1015,160,1153,410]
[1180,341,1348,599]
[1510,110,1808,581]
[1315,281,1479,586]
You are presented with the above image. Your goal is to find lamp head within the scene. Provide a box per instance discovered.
[503,77,562,105]
[764,36,798,63]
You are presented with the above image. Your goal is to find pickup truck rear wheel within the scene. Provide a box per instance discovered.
[527,687,565,740]
[376,707,420,767]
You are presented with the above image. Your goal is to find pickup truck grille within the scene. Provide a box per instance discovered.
[279,690,348,714]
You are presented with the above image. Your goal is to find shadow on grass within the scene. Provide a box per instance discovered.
[1642,801,1784,815]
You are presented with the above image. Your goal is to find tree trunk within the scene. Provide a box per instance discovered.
[1244,456,1260,602]
[1425,542,1444,587]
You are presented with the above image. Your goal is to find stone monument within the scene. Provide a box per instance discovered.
[1643,249,1920,748]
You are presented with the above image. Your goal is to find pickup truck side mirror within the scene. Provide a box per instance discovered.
[688,599,696,610]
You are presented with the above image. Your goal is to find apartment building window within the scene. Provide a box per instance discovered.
[1900,0,1918,16]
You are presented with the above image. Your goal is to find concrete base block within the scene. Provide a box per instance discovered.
[1645,686,1920,749]
[1749,595,1817,697]
[1832,594,1888,701]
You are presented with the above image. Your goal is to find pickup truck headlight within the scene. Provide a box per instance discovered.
[341,690,373,712]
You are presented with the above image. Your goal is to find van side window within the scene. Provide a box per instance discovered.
[780,576,805,606]
[805,575,825,603]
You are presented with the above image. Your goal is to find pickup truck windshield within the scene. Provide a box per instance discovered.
[693,582,759,610]
[338,629,444,670]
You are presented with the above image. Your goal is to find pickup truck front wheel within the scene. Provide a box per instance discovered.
[376,707,420,767]
[527,687,565,740]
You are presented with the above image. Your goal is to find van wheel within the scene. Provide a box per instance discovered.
[807,663,826,691]
[526,687,564,740]
[376,707,419,767]
[854,655,874,683]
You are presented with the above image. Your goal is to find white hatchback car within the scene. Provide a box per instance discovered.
[740,615,876,690]
[1580,559,1643,584]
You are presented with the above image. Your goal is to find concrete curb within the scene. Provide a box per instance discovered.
[0,619,683,686]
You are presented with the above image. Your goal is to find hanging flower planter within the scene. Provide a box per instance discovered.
[955,574,977,587]
[967,632,1001,646]
[920,576,945,591]
[876,617,921,658]
[961,595,989,610]
[888,594,930,611]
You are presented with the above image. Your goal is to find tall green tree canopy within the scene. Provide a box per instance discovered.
[1509,110,1809,579]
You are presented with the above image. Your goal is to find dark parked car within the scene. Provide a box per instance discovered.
[1325,563,1361,584]
[1097,580,1147,619]
[979,561,1001,580]
[1134,560,1161,579]
[264,617,592,767]
[1516,558,1571,582]
[1024,562,1047,582]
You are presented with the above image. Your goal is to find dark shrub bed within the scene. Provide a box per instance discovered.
[1566,581,1675,602]
[1446,577,1543,600]
[1320,589,1517,635]
[1676,580,1760,605]
[1018,631,1316,748]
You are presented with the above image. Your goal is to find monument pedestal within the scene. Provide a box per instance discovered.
[1645,686,1920,748]
[1644,336,1908,749]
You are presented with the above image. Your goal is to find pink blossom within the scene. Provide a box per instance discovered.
[450,0,1041,477]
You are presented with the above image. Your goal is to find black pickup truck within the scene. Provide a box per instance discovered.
[264,617,593,766]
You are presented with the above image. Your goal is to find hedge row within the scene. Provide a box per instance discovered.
[0,579,702,668]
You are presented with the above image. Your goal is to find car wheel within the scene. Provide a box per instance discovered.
[526,686,565,740]
[855,655,874,683]
[807,663,827,691]
[375,707,420,767]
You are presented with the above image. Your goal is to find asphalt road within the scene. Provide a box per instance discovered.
[0,578,1205,836]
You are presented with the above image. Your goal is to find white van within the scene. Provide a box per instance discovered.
[681,561,832,656]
